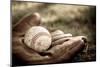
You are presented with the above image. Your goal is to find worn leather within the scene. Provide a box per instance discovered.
[12,13,87,65]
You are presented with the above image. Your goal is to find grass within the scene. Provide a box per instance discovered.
[12,1,96,62]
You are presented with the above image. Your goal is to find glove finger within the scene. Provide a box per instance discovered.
[13,12,41,35]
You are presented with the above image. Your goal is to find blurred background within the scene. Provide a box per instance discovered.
[12,1,96,63]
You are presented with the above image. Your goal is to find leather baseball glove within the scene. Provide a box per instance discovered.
[12,13,87,65]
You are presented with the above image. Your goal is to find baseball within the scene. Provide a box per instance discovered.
[24,26,52,52]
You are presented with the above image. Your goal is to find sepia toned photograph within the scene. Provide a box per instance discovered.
[12,1,96,66]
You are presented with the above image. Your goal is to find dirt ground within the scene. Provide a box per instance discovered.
[12,1,96,63]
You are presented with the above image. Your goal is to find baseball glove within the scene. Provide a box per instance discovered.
[12,13,87,65]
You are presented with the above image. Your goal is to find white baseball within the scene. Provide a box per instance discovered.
[24,26,52,52]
